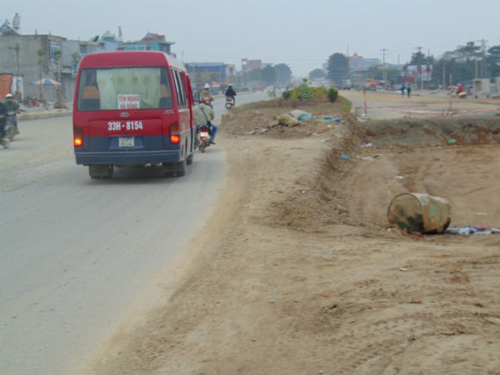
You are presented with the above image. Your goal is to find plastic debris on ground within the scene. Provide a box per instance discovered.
[298,113,314,121]
[445,226,500,235]
[289,109,310,120]
[340,153,350,159]
[322,116,342,122]
[277,113,301,127]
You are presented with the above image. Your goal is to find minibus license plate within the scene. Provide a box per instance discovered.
[119,136,134,147]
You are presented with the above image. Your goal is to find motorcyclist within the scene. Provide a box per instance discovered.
[0,100,8,148]
[2,93,20,135]
[194,98,217,145]
[199,83,214,106]
[225,84,237,105]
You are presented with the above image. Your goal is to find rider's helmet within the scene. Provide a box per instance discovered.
[5,93,13,99]
[204,83,210,89]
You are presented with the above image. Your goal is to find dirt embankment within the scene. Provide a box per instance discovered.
[90,99,500,375]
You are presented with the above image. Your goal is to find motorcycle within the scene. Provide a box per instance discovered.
[225,96,235,110]
[5,110,18,141]
[196,124,212,153]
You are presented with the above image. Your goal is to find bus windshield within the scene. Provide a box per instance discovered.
[77,67,173,111]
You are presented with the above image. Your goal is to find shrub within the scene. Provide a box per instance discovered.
[327,87,339,103]
[282,90,291,100]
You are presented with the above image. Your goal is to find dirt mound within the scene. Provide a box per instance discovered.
[355,117,500,147]
[92,99,500,375]
[223,103,500,234]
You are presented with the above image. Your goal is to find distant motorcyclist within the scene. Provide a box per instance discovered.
[194,98,217,145]
[0,100,8,148]
[225,84,237,105]
[199,83,214,106]
[2,93,20,135]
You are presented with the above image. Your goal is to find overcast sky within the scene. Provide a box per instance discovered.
[3,0,499,77]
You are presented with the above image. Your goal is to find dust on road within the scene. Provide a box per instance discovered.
[89,94,500,375]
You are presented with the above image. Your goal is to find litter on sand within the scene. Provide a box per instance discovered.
[322,116,342,122]
[445,226,500,235]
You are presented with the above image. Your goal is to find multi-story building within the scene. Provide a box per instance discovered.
[349,53,380,74]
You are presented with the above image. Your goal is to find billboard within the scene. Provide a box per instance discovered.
[406,65,433,81]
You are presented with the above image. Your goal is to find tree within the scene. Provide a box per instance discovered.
[9,43,21,99]
[456,41,481,62]
[364,65,401,84]
[261,65,277,85]
[274,63,292,86]
[326,53,349,85]
[37,49,45,101]
[486,45,500,78]
[309,68,325,81]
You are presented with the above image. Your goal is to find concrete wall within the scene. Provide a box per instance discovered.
[0,34,69,102]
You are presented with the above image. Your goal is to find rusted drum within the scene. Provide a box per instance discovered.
[388,193,451,234]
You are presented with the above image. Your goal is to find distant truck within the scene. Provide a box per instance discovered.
[341,78,352,90]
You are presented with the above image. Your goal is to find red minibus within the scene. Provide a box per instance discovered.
[73,51,196,179]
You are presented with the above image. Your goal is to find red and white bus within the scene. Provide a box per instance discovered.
[73,51,196,179]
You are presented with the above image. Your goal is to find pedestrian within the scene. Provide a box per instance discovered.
[407,83,412,98]
[400,83,406,96]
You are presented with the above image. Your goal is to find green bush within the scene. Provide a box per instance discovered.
[327,87,339,103]
[296,85,312,101]
[311,87,327,101]
[282,90,291,100]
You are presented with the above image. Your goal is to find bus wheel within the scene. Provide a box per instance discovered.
[187,152,194,165]
[89,165,113,179]
[175,158,187,177]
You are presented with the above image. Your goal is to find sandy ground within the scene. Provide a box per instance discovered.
[89,94,500,375]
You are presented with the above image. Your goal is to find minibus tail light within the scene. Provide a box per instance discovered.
[74,126,83,147]
[170,123,180,144]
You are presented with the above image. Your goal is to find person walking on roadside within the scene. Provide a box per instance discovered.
[400,83,406,96]
[406,83,412,98]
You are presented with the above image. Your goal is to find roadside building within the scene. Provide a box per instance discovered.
[118,32,174,55]
[0,33,69,102]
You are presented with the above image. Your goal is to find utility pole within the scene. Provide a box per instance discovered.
[481,39,487,78]
[380,48,388,84]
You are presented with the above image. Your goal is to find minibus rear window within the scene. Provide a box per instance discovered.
[77,67,173,111]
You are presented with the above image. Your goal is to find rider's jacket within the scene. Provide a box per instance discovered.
[2,99,19,112]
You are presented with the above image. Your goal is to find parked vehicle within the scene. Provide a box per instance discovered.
[196,124,212,153]
[73,51,196,179]
[225,96,235,110]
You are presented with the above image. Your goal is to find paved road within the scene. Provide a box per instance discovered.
[0,91,269,374]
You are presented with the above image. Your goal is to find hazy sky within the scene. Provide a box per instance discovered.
[3,0,499,77]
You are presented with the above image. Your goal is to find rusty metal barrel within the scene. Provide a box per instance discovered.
[388,193,451,234]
